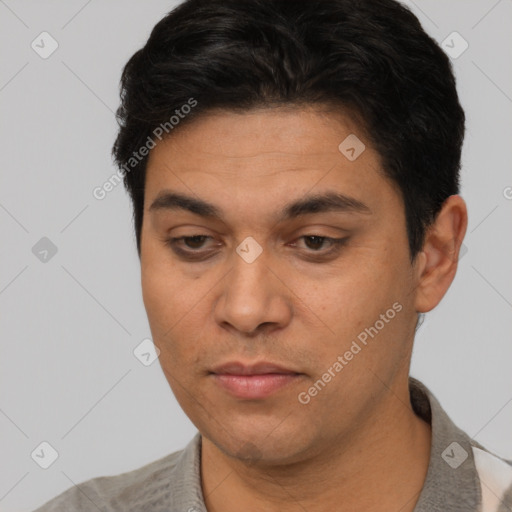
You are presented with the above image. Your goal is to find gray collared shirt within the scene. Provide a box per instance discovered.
[33,377,512,512]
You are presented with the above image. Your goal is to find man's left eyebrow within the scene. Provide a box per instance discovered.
[279,191,372,221]
[148,190,372,221]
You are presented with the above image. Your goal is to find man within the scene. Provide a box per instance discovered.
[34,0,512,511]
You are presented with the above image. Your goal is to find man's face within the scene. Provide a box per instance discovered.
[141,107,422,464]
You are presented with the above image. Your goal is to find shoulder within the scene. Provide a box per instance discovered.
[409,376,512,511]
[32,448,185,512]
[470,443,512,512]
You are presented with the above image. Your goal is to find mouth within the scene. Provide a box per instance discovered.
[210,361,303,399]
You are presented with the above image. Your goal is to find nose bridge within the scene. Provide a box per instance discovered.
[228,238,272,305]
[214,238,291,333]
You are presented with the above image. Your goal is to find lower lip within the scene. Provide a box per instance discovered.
[212,373,301,399]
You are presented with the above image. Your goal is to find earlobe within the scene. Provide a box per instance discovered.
[414,195,468,313]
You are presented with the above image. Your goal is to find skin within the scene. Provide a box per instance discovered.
[141,106,467,512]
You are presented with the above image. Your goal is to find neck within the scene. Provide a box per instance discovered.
[201,379,432,512]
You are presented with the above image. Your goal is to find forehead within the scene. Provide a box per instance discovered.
[148,106,370,166]
[143,107,397,222]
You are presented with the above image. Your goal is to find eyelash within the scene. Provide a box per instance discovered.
[165,235,347,261]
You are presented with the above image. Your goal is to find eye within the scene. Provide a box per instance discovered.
[292,235,347,254]
[175,235,210,249]
[165,235,216,259]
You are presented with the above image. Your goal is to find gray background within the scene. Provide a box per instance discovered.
[0,1,511,510]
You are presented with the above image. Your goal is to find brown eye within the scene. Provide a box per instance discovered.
[298,235,340,251]
[164,235,217,260]
[182,235,209,249]
[291,235,348,258]
[303,236,329,251]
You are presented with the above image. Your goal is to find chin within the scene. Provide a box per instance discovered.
[202,417,319,467]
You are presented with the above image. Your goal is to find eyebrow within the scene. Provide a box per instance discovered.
[148,190,372,222]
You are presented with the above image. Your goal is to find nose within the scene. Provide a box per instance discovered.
[213,244,293,336]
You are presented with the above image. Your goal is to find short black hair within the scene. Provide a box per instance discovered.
[112,0,465,259]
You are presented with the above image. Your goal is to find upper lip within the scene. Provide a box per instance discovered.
[211,361,300,375]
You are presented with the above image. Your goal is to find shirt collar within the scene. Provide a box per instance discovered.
[410,376,481,511]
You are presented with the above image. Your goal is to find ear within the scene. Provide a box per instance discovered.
[413,195,468,313]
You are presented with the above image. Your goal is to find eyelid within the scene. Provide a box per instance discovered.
[165,235,217,252]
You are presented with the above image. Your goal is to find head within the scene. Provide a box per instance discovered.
[112,0,467,465]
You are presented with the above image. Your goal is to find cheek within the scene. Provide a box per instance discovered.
[307,253,410,356]
[142,238,196,323]
[142,268,179,332]
[141,260,225,379]
[141,258,201,363]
